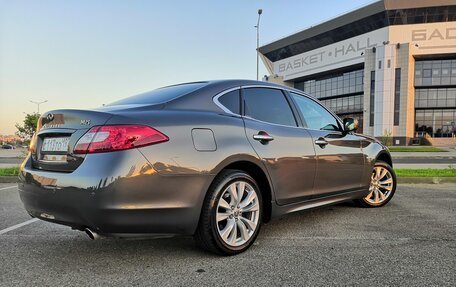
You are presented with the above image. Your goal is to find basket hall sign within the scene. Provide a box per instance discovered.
[274,28,388,80]
[274,22,456,81]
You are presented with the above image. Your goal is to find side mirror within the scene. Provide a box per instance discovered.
[343,118,358,132]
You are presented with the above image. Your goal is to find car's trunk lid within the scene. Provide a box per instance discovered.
[32,109,114,172]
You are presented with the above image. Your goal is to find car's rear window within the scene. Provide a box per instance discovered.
[109,82,207,106]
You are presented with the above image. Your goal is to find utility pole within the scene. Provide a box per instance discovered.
[255,9,263,81]
[29,100,48,114]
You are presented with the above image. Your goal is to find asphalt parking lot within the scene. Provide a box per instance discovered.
[1,183,455,286]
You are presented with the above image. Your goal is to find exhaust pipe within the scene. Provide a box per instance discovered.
[84,228,101,240]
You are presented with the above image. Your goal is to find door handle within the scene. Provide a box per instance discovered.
[253,132,274,143]
[315,138,328,147]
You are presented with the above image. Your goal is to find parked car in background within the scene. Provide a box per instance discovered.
[18,80,396,255]
[2,144,15,149]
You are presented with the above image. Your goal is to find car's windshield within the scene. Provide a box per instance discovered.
[108,82,207,106]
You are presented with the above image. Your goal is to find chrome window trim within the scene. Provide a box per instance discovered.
[212,84,344,131]
[242,115,303,129]
[212,86,242,116]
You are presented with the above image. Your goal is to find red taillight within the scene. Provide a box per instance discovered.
[74,125,168,154]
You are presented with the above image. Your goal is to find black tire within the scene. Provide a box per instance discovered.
[355,161,397,208]
[194,169,263,255]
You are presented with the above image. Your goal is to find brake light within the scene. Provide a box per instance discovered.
[74,125,168,154]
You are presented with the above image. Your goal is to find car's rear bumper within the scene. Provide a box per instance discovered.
[18,150,214,236]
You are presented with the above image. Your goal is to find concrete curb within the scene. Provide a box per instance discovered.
[398,177,456,184]
[0,176,18,183]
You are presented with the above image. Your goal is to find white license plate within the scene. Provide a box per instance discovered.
[41,137,70,152]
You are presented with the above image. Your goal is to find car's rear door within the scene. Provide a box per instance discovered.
[241,87,316,205]
[288,92,365,196]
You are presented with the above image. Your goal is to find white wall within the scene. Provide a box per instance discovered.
[373,44,397,137]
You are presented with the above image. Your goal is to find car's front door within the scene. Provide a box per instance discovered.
[241,87,316,205]
[289,92,365,196]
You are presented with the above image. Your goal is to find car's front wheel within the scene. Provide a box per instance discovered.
[195,170,262,255]
[355,161,396,207]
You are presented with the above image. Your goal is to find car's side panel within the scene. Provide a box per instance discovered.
[105,110,272,231]
[107,111,260,176]
[307,130,366,196]
[243,117,317,205]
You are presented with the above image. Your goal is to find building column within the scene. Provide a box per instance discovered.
[373,44,397,138]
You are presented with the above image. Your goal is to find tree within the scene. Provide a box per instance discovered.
[15,113,40,141]
[379,129,393,147]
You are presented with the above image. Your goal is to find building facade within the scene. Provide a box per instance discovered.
[259,0,456,145]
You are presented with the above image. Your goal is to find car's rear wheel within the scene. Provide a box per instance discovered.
[195,170,262,255]
[355,161,396,207]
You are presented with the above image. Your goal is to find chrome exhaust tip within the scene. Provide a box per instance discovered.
[84,228,100,240]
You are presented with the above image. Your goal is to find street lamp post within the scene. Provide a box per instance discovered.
[29,100,48,114]
[255,9,263,81]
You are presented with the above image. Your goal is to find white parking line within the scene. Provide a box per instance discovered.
[0,185,17,191]
[0,218,39,235]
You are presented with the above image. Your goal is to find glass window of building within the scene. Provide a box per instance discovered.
[415,59,456,138]
[415,109,456,138]
[369,71,376,127]
[294,69,364,100]
[394,68,401,126]
[415,59,456,87]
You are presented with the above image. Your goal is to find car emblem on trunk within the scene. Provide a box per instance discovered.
[80,119,91,125]
[42,113,64,128]
[46,113,54,122]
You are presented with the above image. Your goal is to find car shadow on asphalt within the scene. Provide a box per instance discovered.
[31,202,361,259]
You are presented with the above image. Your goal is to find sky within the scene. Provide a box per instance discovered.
[0,0,372,135]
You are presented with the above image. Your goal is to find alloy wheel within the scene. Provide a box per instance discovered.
[364,165,394,205]
[216,180,260,247]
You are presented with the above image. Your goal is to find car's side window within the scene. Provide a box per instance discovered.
[290,92,341,131]
[218,90,240,114]
[243,88,297,126]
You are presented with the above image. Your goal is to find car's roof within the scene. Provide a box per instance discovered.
[104,79,306,114]
[161,79,285,90]
[164,79,302,113]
